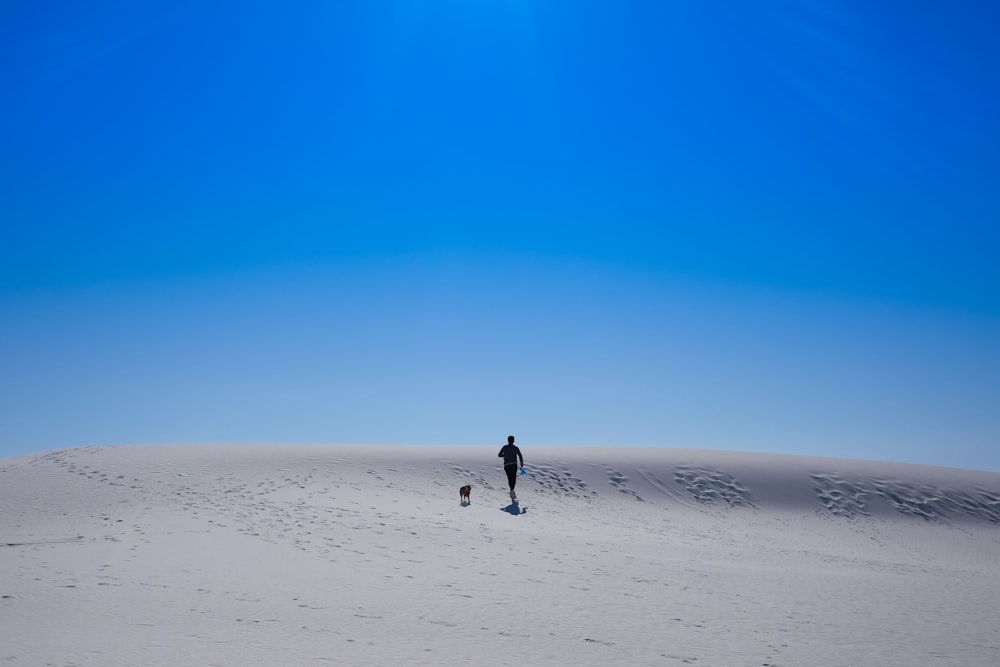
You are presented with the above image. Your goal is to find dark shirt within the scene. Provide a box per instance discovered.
[498,444,523,468]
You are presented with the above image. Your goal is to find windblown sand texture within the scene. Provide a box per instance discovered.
[2,445,998,666]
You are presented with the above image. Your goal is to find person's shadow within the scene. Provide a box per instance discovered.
[502,502,526,516]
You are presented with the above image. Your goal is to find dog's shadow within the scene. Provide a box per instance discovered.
[501,503,526,516]
[460,500,471,508]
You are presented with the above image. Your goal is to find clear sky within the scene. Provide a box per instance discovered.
[2,1,999,470]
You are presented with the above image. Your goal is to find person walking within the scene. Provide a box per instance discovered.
[498,435,524,501]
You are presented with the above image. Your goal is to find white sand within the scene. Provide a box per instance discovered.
[2,444,999,666]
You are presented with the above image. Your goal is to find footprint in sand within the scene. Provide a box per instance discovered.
[673,466,755,508]
[527,464,595,499]
[811,474,1000,523]
[811,473,870,518]
[605,468,643,501]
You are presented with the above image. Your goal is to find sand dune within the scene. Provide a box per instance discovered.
[2,445,999,666]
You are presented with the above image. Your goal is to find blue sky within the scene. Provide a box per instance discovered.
[2,1,999,470]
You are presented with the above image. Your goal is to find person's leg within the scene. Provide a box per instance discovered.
[505,465,517,490]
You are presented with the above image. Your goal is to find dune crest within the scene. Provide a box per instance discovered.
[2,445,999,666]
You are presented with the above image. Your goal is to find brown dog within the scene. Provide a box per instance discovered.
[460,484,472,504]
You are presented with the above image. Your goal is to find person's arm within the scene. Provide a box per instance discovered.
[517,447,524,468]
[498,447,505,458]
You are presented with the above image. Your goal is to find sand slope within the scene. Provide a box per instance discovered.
[2,445,999,666]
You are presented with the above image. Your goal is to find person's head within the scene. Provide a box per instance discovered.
[507,435,515,445]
